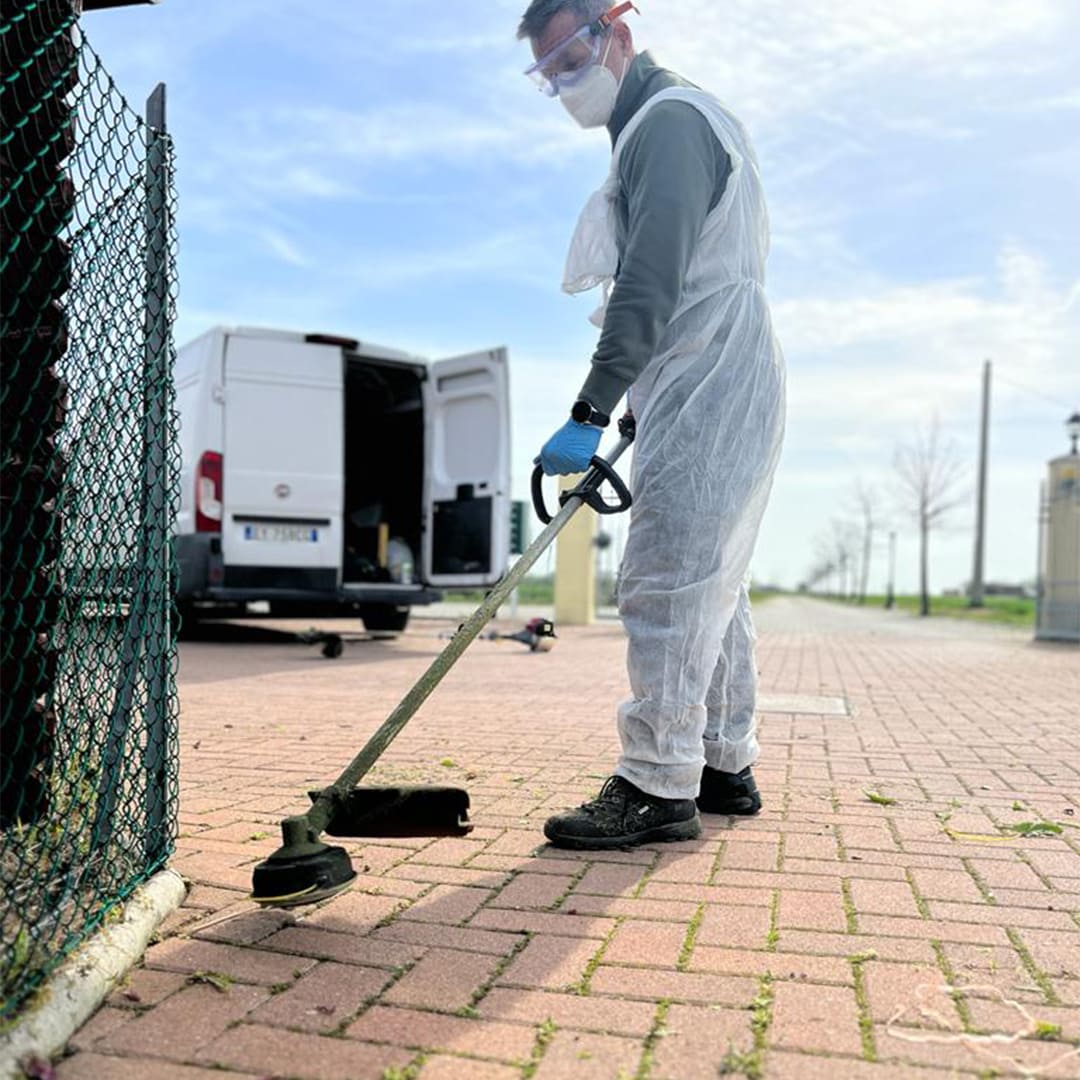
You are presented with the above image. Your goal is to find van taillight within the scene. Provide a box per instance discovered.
[195,450,223,532]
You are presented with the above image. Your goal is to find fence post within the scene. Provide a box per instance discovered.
[141,82,172,864]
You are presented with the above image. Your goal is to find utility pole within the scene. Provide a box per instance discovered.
[969,359,991,607]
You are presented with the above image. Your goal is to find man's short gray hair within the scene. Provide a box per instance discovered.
[517,0,610,42]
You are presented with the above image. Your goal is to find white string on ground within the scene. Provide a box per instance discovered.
[885,982,1080,1079]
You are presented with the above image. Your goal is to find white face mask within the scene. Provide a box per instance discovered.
[559,37,622,129]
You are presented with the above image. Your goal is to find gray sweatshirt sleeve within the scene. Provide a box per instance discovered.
[579,101,729,415]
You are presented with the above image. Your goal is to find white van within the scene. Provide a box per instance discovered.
[174,326,511,633]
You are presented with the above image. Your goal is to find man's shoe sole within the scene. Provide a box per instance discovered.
[543,815,702,850]
[696,796,761,816]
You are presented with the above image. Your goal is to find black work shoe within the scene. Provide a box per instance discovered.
[544,775,701,850]
[696,765,762,815]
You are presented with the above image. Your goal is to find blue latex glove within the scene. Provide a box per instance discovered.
[538,419,602,476]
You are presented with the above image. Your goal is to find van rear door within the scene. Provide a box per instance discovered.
[423,347,510,588]
[221,333,343,591]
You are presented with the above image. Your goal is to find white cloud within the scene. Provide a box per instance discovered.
[257,227,310,268]
[648,0,1068,123]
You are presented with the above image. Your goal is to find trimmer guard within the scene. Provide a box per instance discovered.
[310,784,473,838]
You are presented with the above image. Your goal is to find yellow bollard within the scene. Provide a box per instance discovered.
[554,473,596,625]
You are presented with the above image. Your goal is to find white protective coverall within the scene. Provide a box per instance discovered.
[564,86,786,800]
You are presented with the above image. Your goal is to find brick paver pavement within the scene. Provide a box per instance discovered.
[56,597,1079,1078]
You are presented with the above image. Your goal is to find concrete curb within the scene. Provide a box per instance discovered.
[0,867,187,1080]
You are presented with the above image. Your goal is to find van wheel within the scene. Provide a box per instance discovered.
[359,605,410,636]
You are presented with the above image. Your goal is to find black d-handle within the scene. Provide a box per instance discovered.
[581,455,632,516]
[531,461,555,524]
[531,455,632,525]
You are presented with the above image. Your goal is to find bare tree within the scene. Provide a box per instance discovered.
[849,479,880,603]
[808,533,837,595]
[893,418,967,616]
[831,518,861,600]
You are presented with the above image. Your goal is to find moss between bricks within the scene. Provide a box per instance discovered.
[840,878,858,934]
[1006,927,1061,1006]
[834,823,848,862]
[632,850,663,898]
[849,956,877,1062]
[549,863,590,912]
[521,1016,558,1079]
[904,868,931,919]
[707,839,727,886]
[381,1053,426,1080]
[765,890,780,952]
[931,939,973,1032]
[456,932,532,1017]
[573,918,622,996]
[775,832,787,872]
[960,856,997,905]
[635,998,670,1080]
[720,973,773,1079]
[677,905,705,972]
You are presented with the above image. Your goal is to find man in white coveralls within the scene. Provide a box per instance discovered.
[520,1,786,848]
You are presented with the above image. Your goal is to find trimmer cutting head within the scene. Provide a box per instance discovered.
[250,786,472,907]
[251,839,356,908]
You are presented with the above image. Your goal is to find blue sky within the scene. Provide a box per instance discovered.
[86,0,1079,592]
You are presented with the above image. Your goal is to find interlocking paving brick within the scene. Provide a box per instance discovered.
[299,888,408,932]
[572,861,648,896]
[764,1051,946,1078]
[602,919,689,969]
[778,887,849,932]
[418,1057,522,1080]
[97,983,270,1060]
[862,962,953,1022]
[250,961,391,1031]
[769,980,864,1056]
[260,925,423,968]
[382,948,503,1011]
[346,1005,535,1060]
[476,987,657,1036]
[849,879,924,920]
[490,871,577,910]
[55,600,1080,1078]
[66,1005,135,1051]
[648,1003,752,1079]
[470,907,617,939]
[495,933,598,991]
[196,1023,411,1079]
[372,920,526,955]
[190,907,294,945]
[107,968,189,1010]
[589,966,757,1007]
[397,883,495,924]
[143,937,316,985]
[532,1029,642,1079]
[690,946,852,984]
[57,1054,254,1080]
[695,902,773,949]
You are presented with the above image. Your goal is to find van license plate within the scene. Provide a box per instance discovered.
[243,524,319,543]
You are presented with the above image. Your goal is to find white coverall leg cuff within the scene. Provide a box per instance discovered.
[615,699,706,800]
[702,715,759,775]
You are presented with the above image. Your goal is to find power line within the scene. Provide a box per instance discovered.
[994,371,1075,412]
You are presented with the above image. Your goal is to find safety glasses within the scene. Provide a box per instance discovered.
[523,2,638,97]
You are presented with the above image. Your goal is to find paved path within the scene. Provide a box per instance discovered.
[59,598,1080,1079]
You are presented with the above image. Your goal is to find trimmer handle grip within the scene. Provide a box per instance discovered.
[531,454,633,525]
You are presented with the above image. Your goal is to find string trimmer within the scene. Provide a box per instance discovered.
[250,417,635,906]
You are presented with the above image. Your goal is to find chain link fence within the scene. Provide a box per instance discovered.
[2,0,180,1018]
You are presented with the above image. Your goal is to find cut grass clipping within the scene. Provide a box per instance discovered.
[864,790,897,807]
